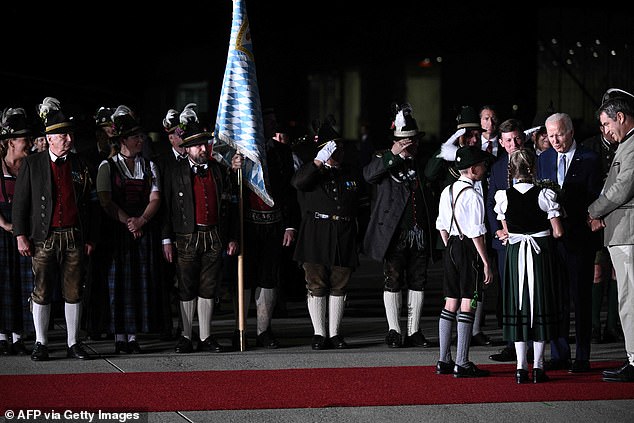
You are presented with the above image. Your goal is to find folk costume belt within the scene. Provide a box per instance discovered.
[313,212,350,222]
[507,229,550,328]
[246,209,283,224]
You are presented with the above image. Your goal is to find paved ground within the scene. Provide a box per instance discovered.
[1,256,632,422]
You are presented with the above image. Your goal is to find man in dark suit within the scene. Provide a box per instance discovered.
[13,97,99,361]
[153,105,190,340]
[537,112,602,373]
[161,107,240,354]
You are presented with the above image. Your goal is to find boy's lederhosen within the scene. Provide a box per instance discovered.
[442,183,483,303]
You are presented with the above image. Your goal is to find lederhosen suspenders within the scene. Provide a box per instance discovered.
[448,181,474,240]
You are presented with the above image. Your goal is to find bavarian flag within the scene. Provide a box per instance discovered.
[214,0,273,206]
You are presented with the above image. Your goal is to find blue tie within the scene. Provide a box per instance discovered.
[557,154,567,187]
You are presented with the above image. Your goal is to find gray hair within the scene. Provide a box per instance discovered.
[545,113,573,133]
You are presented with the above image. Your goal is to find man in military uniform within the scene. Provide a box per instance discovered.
[363,103,436,348]
[292,116,366,350]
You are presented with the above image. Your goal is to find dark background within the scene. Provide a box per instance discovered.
[1,4,632,142]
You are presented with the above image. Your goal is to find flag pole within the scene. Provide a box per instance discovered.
[237,165,247,351]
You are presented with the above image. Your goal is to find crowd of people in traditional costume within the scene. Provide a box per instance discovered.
[2,88,634,384]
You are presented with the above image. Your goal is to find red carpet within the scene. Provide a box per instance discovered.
[2,362,633,412]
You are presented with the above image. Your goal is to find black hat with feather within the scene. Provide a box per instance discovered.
[179,103,213,148]
[38,97,74,134]
[1,107,33,140]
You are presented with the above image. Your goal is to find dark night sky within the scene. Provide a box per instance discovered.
[2,5,632,134]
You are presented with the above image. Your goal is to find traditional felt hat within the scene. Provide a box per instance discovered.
[94,106,114,127]
[111,105,142,138]
[455,145,494,170]
[455,106,483,131]
[392,103,424,139]
[38,97,75,134]
[313,115,343,148]
[179,103,213,148]
[0,107,33,140]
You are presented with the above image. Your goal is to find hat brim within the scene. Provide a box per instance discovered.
[316,137,346,149]
[393,130,425,140]
[45,122,75,134]
[0,129,33,140]
[181,132,213,148]
[457,123,484,131]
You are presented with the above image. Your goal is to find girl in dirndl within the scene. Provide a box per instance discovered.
[494,149,564,384]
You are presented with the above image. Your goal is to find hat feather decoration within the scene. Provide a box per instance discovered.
[163,109,179,130]
[179,103,199,127]
[37,97,61,121]
[1,107,25,126]
[393,103,413,132]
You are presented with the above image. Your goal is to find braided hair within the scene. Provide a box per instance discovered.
[507,149,536,187]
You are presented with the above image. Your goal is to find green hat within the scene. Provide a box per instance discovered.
[313,115,343,148]
[455,145,493,170]
[456,106,483,131]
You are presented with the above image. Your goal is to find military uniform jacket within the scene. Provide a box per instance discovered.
[291,161,362,268]
[161,158,237,244]
[12,150,98,243]
[589,131,634,246]
[362,150,436,261]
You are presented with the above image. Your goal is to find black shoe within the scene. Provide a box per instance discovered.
[198,336,225,353]
[11,339,29,356]
[516,369,530,384]
[533,368,550,383]
[174,336,193,353]
[329,335,348,349]
[569,359,591,373]
[128,341,142,354]
[603,362,634,382]
[31,342,49,361]
[453,362,490,378]
[385,329,402,348]
[544,359,571,371]
[0,340,10,355]
[591,327,602,344]
[436,360,455,375]
[311,335,328,350]
[256,330,280,349]
[471,332,492,346]
[115,341,129,354]
[489,345,516,362]
[405,330,431,348]
[67,343,91,360]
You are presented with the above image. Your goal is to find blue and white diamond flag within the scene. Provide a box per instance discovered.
[214,0,273,207]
